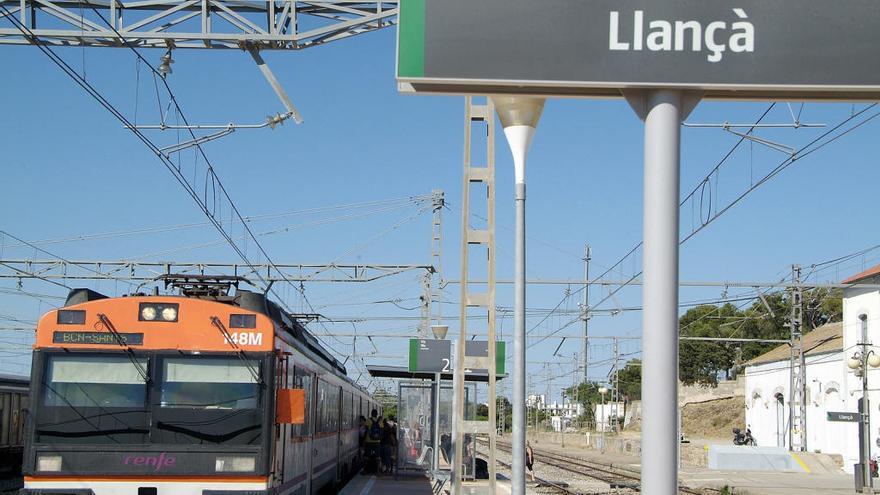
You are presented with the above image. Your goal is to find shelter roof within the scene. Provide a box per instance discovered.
[366,364,506,382]
[744,321,843,367]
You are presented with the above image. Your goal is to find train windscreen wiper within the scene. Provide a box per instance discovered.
[210,316,263,386]
[96,313,149,383]
[36,427,148,438]
[155,421,260,443]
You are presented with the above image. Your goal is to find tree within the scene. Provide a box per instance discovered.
[616,359,641,400]
[475,397,512,432]
[563,380,611,428]
[678,288,843,386]
[679,304,739,386]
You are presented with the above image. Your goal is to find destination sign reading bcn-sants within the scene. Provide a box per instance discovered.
[397,0,880,98]
[53,331,145,346]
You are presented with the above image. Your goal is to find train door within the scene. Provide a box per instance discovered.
[295,367,314,495]
[311,374,322,494]
[274,354,290,490]
[0,391,9,447]
[335,385,342,483]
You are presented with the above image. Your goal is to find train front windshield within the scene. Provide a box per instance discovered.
[38,355,149,444]
[154,357,263,445]
[35,352,266,446]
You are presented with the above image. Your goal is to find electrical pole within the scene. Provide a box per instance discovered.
[582,243,591,383]
[429,189,444,472]
[454,98,498,494]
[430,189,444,325]
[420,272,431,338]
[788,264,806,451]
[613,337,620,433]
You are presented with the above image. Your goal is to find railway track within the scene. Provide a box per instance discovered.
[490,456,579,495]
[480,439,720,495]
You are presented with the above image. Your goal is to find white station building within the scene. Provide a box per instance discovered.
[743,264,880,473]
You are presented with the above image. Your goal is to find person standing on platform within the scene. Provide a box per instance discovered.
[525,442,535,482]
[362,409,381,474]
[380,416,398,475]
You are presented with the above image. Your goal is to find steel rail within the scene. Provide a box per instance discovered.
[487,439,720,495]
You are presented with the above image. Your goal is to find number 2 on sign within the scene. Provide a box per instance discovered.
[441,358,450,372]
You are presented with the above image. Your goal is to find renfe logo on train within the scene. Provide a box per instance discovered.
[123,453,176,472]
[609,9,754,63]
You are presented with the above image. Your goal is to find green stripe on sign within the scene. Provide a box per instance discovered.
[409,338,420,372]
[496,341,505,375]
[398,0,425,78]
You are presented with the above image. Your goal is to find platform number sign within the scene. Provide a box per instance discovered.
[408,338,451,372]
[408,339,506,374]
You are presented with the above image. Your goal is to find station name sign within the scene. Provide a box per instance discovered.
[827,411,860,422]
[397,0,880,99]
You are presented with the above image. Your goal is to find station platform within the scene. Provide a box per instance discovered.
[338,474,435,495]
[338,474,517,495]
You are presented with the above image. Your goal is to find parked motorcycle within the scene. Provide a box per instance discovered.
[733,427,756,446]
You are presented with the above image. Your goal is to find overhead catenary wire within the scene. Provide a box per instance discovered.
[0,5,355,360]
[3,195,431,249]
[523,103,880,353]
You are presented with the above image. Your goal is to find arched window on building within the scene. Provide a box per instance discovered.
[750,389,763,409]
[773,392,786,448]
[824,381,841,406]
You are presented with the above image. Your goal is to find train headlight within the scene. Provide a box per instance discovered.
[215,455,256,473]
[141,306,158,321]
[37,454,62,472]
[161,306,178,321]
[139,303,179,322]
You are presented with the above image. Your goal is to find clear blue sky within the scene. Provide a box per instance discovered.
[2,26,879,403]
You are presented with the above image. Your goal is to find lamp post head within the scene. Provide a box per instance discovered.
[848,354,863,370]
[430,324,449,340]
[493,96,545,128]
[598,386,608,395]
[492,96,546,184]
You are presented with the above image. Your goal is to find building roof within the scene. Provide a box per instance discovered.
[842,263,880,284]
[744,321,843,367]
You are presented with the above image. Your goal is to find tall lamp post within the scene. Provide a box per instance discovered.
[561,391,567,447]
[598,386,608,454]
[847,313,880,493]
[493,96,545,495]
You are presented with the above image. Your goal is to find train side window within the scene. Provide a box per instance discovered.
[292,367,311,436]
[322,383,338,433]
[341,391,350,429]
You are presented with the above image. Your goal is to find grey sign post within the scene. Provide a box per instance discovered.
[397,2,880,494]
[625,89,699,495]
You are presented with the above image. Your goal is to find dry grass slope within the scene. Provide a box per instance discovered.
[681,396,745,439]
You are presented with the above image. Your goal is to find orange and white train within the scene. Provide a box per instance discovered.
[21,283,376,495]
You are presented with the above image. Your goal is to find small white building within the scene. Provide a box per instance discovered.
[743,264,880,473]
[592,401,626,432]
[527,394,546,410]
[544,400,585,431]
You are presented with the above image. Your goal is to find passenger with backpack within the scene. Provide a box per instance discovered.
[361,409,382,474]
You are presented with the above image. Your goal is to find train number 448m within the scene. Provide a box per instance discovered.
[225,332,263,346]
